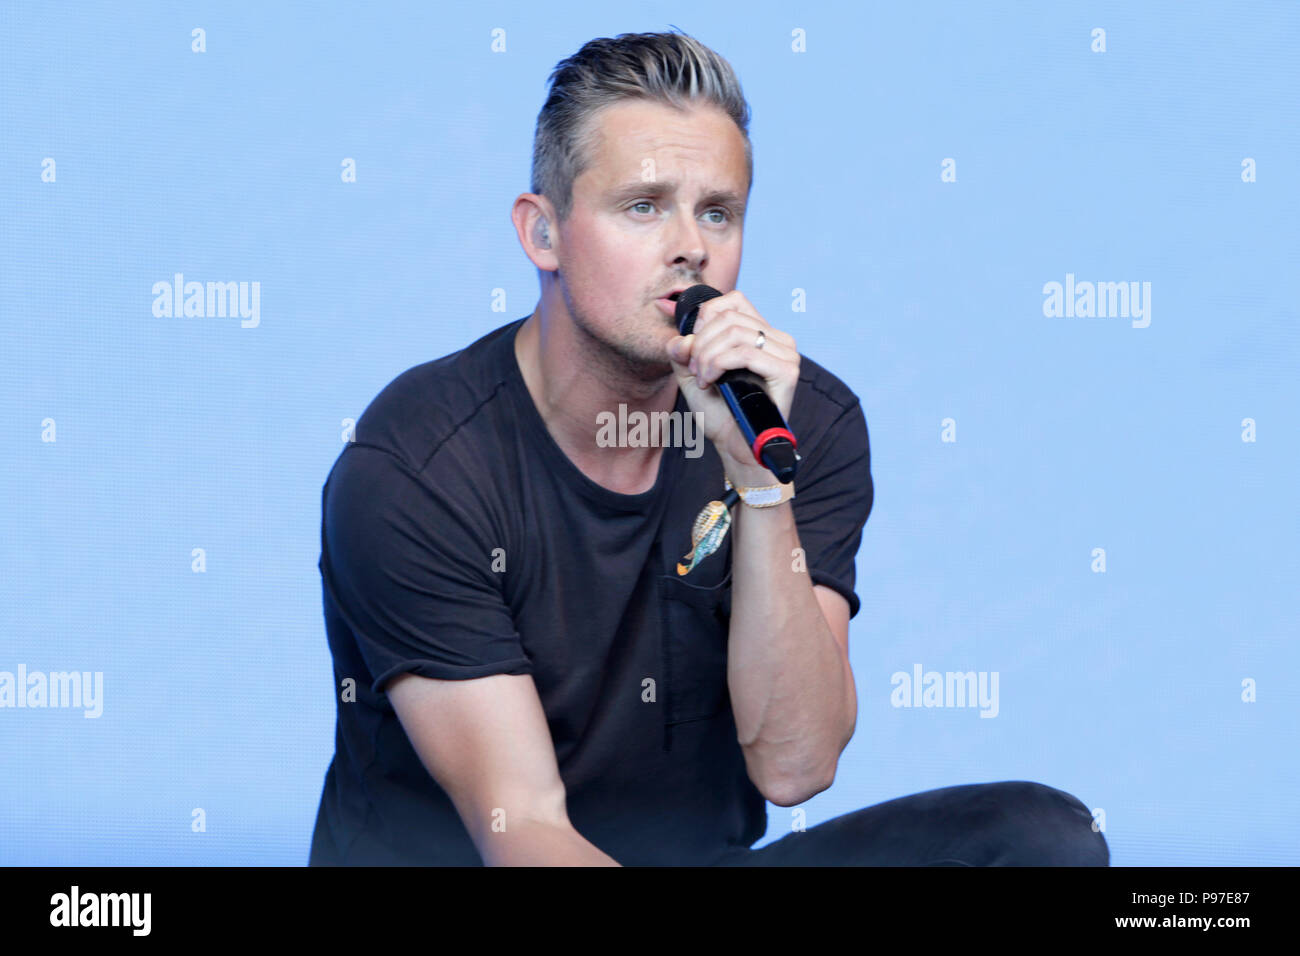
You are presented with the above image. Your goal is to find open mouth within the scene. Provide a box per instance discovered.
[666,291,681,302]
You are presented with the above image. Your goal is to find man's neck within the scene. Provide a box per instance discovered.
[513,304,679,496]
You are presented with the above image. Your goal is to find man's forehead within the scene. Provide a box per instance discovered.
[581,102,748,196]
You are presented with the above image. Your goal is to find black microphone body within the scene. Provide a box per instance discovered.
[674,285,800,484]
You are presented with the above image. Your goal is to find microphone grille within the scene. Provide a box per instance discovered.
[675,284,722,335]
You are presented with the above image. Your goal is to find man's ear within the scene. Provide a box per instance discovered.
[512,194,559,271]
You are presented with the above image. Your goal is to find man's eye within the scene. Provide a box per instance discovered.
[628,202,732,222]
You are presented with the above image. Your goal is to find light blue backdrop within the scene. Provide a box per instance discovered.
[2,1,1296,866]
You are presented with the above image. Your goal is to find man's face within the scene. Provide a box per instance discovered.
[554,98,749,376]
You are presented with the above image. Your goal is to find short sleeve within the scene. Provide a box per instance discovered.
[320,443,532,693]
[791,400,874,619]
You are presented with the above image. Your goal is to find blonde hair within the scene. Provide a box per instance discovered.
[531,29,753,222]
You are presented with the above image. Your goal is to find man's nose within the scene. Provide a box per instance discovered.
[670,214,707,271]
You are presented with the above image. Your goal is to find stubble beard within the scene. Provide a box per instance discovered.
[565,291,675,391]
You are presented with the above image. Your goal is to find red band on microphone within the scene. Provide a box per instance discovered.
[751,427,797,464]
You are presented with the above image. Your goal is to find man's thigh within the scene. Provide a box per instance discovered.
[713,780,1108,866]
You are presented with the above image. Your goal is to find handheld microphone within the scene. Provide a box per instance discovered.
[674,284,799,484]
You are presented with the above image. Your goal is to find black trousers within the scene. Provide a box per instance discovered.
[712,780,1109,866]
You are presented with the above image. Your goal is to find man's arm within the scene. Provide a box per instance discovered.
[386,671,620,866]
[663,295,872,810]
[723,478,858,807]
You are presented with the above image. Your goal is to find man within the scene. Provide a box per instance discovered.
[309,30,1108,866]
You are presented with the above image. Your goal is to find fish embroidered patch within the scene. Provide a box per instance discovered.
[675,488,741,576]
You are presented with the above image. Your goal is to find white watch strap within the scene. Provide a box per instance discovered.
[724,475,795,508]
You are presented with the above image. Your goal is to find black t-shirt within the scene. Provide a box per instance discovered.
[308,316,874,866]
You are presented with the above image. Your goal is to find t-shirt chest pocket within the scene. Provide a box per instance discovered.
[656,530,733,725]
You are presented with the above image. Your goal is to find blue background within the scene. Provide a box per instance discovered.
[2,1,1296,865]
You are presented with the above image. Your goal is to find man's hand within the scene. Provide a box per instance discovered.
[665,290,799,480]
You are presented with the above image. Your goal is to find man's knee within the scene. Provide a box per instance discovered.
[988,780,1108,866]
